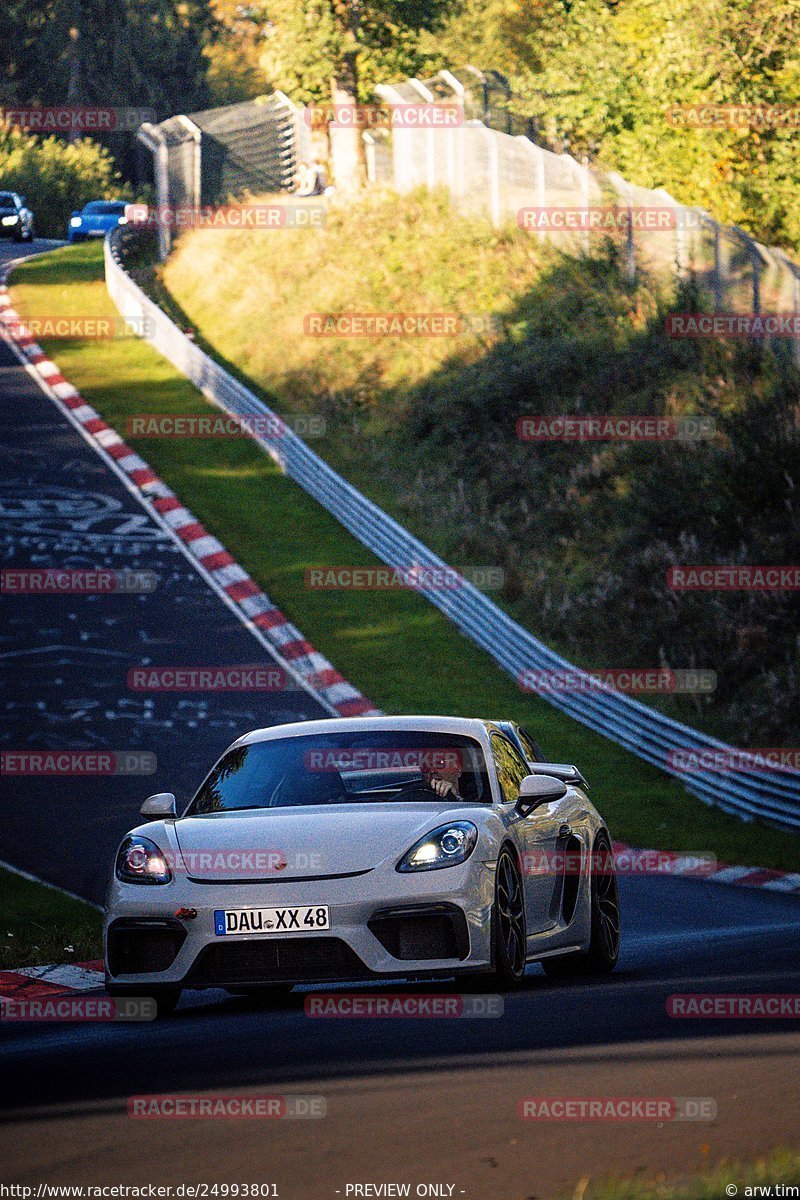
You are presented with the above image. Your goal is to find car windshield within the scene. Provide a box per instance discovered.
[83,202,125,215]
[0,193,17,208]
[186,731,491,814]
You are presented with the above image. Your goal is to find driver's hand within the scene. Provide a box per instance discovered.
[430,778,458,798]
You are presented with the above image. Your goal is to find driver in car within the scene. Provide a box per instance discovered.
[421,751,463,800]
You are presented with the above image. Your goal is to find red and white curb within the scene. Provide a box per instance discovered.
[0,961,105,1001]
[612,841,800,894]
[0,278,379,720]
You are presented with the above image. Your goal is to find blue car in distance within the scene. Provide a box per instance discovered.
[68,199,129,243]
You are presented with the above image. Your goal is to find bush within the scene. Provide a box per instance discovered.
[0,127,124,239]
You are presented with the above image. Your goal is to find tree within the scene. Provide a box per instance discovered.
[260,0,452,191]
[203,0,270,105]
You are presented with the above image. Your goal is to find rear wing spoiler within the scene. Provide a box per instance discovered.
[526,762,589,791]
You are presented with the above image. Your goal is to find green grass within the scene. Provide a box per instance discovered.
[583,1148,800,1200]
[147,189,800,752]
[0,867,102,969]
[7,241,800,873]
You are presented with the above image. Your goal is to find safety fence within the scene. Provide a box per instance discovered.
[105,231,800,830]
[138,93,300,258]
[375,71,800,363]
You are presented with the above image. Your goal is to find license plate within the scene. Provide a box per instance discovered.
[214,905,330,936]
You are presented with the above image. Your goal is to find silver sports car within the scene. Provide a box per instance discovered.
[105,716,620,1013]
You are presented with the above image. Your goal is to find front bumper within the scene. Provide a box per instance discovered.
[104,859,496,989]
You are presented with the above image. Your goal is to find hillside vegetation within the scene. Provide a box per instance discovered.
[141,189,800,747]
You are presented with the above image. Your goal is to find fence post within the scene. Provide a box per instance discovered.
[712,220,722,311]
[486,127,501,227]
[136,122,171,260]
[535,143,546,243]
[363,132,376,184]
[580,157,591,254]
[607,171,635,283]
[655,188,686,280]
[176,115,202,210]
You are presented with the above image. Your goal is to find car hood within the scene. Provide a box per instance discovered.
[173,803,479,880]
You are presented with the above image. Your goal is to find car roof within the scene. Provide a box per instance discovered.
[237,715,503,747]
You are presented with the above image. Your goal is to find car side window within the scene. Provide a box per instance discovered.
[516,727,540,763]
[491,734,530,805]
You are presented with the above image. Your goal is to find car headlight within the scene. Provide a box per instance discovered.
[1,215,19,226]
[118,215,128,225]
[396,821,478,872]
[70,216,82,227]
[115,835,172,884]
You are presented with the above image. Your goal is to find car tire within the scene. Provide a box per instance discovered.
[489,847,528,989]
[542,831,620,978]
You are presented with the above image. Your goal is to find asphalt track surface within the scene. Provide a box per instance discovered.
[1,241,799,1198]
[0,240,327,900]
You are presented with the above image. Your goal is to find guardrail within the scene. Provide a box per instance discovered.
[105,231,800,830]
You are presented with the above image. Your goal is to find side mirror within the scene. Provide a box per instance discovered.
[140,792,177,819]
[19,196,27,207]
[515,773,567,816]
